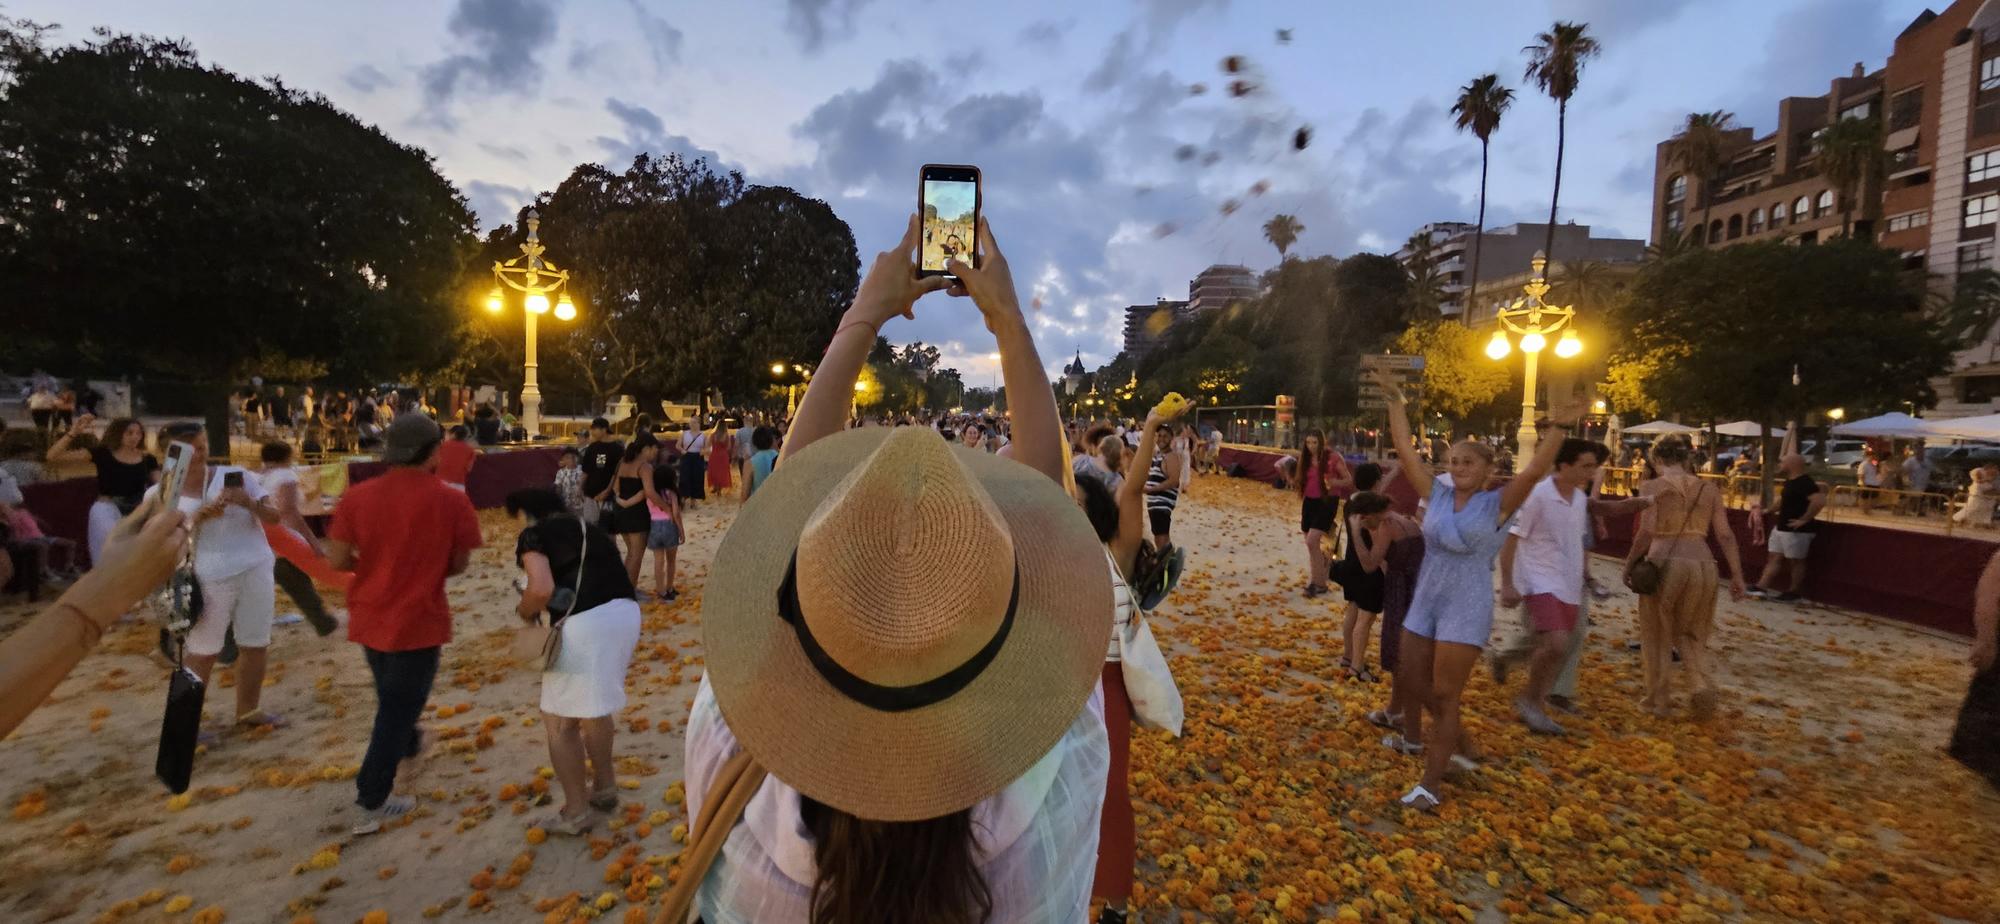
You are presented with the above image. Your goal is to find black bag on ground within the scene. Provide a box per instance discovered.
[155,662,205,794]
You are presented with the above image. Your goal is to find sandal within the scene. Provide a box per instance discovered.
[1364,709,1401,730]
[540,810,594,836]
[235,710,289,730]
[1350,667,1380,684]
[588,790,620,812]
[1380,733,1423,755]
[1398,785,1441,812]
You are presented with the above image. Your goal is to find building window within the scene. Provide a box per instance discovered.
[1961,241,1994,273]
[1770,201,1786,227]
[1690,224,1705,245]
[1666,175,1686,203]
[1748,208,1765,233]
[1727,214,1743,239]
[1886,210,1930,232]
[1973,150,2000,183]
[1968,194,2000,228]
[1793,196,1810,222]
[1984,55,2000,92]
[1665,207,1683,234]
[1903,249,1928,271]
[1708,219,1723,242]
[1815,190,1835,218]
[1839,101,1874,121]
[1890,87,1923,131]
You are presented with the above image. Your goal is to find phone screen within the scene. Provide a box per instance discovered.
[919,166,979,275]
[223,471,243,489]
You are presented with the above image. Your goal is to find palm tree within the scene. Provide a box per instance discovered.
[1666,110,1736,245]
[1263,213,1304,260]
[1814,115,1887,241]
[1451,74,1515,327]
[1402,230,1446,322]
[1645,228,1697,262]
[1523,21,1602,263]
[1550,259,1623,314]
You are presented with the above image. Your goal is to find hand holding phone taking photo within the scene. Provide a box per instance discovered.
[849,213,951,328]
[943,218,1025,335]
[918,164,980,278]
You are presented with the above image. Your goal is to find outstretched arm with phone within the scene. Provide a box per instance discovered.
[947,218,1063,485]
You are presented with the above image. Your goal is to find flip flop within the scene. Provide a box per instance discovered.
[1380,733,1423,755]
[1398,785,1441,812]
[235,710,289,730]
[540,811,594,836]
[1365,709,1401,730]
[588,790,619,812]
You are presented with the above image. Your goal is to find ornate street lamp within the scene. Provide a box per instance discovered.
[486,210,578,438]
[1484,251,1581,459]
[771,362,811,418]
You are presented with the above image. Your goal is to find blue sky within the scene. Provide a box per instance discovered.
[15,0,1936,382]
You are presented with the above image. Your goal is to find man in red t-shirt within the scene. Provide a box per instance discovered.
[434,425,478,491]
[327,413,482,834]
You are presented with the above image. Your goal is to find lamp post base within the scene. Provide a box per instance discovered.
[521,386,542,440]
[1516,418,1540,466]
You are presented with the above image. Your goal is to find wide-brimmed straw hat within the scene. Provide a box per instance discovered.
[703,425,1111,821]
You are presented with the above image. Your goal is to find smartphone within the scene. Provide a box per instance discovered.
[918,164,981,277]
[222,471,244,489]
[160,441,194,503]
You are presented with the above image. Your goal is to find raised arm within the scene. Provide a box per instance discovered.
[1500,420,1571,520]
[1112,408,1174,570]
[783,214,950,462]
[1370,369,1432,492]
[947,219,1063,485]
[44,414,97,465]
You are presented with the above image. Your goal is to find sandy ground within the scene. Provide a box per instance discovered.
[1,474,1997,923]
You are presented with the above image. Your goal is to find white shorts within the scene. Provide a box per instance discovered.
[1769,529,1814,560]
[186,565,278,656]
[540,598,641,718]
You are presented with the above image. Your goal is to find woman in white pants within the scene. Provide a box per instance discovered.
[44,415,159,565]
[147,423,285,729]
[507,487,641,835]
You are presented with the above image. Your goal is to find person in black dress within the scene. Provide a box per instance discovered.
[608,436,667,586]
[1952,547,2000,792]
[1332,491,1392,683]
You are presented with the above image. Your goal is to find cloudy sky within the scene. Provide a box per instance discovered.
[18,0,1935,381]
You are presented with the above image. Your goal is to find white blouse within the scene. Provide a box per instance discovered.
[684,675,1109,924]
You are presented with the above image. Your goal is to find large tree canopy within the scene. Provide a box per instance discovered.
[511,154,859,413]
[0,28,477,388]
[1604,240,1958,422]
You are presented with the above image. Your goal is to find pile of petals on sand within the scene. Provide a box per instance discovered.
[4,475,1999,923]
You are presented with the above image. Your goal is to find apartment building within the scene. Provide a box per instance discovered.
[1650,1,2000,413]
[1394,222,1645,318]
[1186,264,1259,316]
[1122,298,1188,360]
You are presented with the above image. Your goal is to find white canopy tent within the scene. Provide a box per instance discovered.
[1918,413,2000,441]
[1712,420,1788,438]
[1622,420,1699,435]
[1831,412,1931,440]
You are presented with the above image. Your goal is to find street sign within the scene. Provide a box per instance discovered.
[1358,383,1423,397]
[1359,353,1425,371]
[1358,397,1391,410]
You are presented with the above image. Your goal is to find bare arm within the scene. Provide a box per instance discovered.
[325,538,356,571]
[515,550,554,621]
[784,215,949,462]
[1587,495,1652,518]
[1113,412,1170,570]
[1371,371,1432,492]
[1500,423,1570,519]
[1355,518,1392,572]
[1624,497,1656,572]
[1498,532,1522,605]
[640,465,668,509]
[273,483,321,554]
[1711,494,1746,598]
[43,420,95,465]
[951,219,1063,485]
[1974,550,2000,670]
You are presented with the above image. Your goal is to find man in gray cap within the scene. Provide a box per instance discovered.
[326,413,483,834]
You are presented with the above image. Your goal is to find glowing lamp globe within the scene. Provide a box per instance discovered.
[1553,330,1582,358]
[553,293,577,321]
[525,292,551,315]
[484,287,504,313]
[1484,331,1512,360]
[1519,331,1547,354]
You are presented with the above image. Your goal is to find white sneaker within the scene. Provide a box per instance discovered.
[351,793,415,835]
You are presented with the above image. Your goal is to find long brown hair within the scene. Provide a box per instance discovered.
[1295,428,1328,494]
[801,797,992,924]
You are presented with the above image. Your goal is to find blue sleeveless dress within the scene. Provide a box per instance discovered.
[1402,475,1513,648]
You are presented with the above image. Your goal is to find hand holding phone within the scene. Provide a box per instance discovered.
[942,218,1024,335]
[850,214,952,327]
[919,164,980,278]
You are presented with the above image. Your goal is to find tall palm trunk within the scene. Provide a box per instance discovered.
[1543,97,1566,262]
[1466,138,1489,326]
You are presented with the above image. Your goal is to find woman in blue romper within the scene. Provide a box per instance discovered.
[1373,369,1578,810]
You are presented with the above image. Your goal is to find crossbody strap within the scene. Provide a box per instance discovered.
[652,751,767,924]
[562,517,588,621]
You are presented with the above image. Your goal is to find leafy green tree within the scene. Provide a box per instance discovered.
[1606,240,1957,424]
[1451,74,1515,326]
[0,26,477,443]
[1523,21,1601,262]
[1392,321,1513,419]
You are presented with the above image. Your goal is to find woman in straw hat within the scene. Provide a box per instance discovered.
[680,215,1112,923]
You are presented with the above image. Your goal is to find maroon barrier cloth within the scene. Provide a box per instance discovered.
[1216,445,1988,637]
[346,446,560,510]
[22,447,563,568]
[18,478,100,567]
[1217,445,1284,484]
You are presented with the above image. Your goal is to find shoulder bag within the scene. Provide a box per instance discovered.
[512,517,588,670]
[1113,549,1186,736]
[651,750,768,924]
[1625,481,1706,596]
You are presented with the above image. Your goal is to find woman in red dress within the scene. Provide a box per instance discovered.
[705,420,734,495]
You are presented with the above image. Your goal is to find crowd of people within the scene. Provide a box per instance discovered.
[0,213,1995,924]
